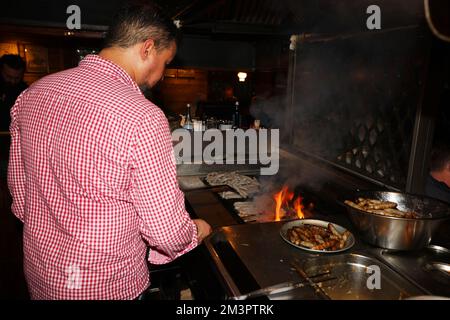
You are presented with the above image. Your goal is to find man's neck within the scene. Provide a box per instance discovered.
[431,170,450,189]
[98,47,137,82]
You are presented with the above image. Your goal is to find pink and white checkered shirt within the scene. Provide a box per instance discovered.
[8,55,198,300]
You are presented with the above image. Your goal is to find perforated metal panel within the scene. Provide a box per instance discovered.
[336,102,416,187]
[290,27,428,189]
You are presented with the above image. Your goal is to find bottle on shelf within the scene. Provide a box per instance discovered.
[183,103,193,130]
[232,101,240,129]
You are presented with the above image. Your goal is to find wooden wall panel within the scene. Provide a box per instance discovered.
[156,69,208,116]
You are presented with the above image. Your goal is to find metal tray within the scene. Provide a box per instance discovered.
[379,245,450,297]
[280,219,355,253]
[300,253,426,300]
[203,220,427,299]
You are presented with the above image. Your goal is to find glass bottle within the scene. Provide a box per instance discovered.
[183,103,193,130]
[232,101,240,129]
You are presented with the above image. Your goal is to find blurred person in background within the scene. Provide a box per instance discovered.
[0,54,27,132]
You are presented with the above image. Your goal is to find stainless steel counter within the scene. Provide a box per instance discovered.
[204,213,450,300]
[180,148,450,299]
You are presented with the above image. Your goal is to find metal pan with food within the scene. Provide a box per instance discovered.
[280,219,355,253]
[342,191,450,251]
[344,197,420,219]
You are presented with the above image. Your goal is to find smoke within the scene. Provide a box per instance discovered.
[215,1,429,222]
[249,3,426,189]
[249,94,287,130]
[238,159,331,223]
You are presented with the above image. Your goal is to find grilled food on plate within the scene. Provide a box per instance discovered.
[287,223,351,251]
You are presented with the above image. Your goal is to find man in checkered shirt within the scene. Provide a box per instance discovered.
[8,2,211,300]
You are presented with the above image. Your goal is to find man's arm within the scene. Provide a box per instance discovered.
[130,108,210,264]
[8,93,27,222]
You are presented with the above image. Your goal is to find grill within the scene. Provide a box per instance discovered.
[183,168,331,226]
[174,0,449,301]
[202,219,449,299]
[179,156,450,299]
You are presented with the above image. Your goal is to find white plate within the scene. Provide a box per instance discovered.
[280,219,355,253]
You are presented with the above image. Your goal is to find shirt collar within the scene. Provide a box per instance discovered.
[79,54,142,94]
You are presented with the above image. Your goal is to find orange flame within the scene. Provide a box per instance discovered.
[273,185,305,221]
[273,186,287,221]
[294,196,305,219]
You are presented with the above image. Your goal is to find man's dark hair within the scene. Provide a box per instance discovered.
[0,54,26,70]
[430,142,450,172]
[103,1,179,50]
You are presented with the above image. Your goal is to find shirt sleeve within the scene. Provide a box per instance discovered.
[8,92,27,223]
[130,108,198,264]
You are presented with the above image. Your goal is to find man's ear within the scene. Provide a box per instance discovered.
[140,39,156,61]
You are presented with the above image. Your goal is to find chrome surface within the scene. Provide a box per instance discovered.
[230,272,335,300]
[425,262,450,276]
[379,245,450,297]
[342,191,450,250]
[203,218,431,300]
[291,261,332,300]
[300,253,424,300]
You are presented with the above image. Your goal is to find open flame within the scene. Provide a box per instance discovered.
[273,185,305,221]
[294,196,305,219]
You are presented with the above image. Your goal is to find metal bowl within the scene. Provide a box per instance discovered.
[342,191,450,251]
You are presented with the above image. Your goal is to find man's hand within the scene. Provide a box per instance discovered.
[193,219,212,243]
